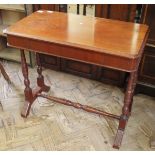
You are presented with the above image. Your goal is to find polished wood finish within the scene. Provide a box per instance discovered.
[34,5,138,86]
[95,4,137,86]
[6,11,148,59]
[7,34,140,72]
[6,11,148,149]
[33,5,62,74]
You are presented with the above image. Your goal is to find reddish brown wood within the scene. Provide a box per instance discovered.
[20,49,33,117]
[7,35,139,72]
[22,86,47,117]
[113,71,137,149]
[36,53,50,92]
[21,50,50,117]
[129,72,138,114]
[113,129,125,149]
[123,72,137,116]
[39,53,126,86]
[39,53,61,71]
[38,93,120,120]
[95,4,137,22]
[95,4,108,18]
[37,4,137,87]
[21,49,33,101]
[6,11,148,59]
[113,29,148,148]
[33,4,59,12]
[0,62,11,83]
[5,11,149,149]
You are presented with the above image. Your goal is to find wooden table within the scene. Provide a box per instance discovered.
[5,10,149,149]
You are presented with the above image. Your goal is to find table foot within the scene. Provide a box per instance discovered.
[112,71,137,148]
[21,101,32,118]
[113,129,124,149]
[21,86,50,118]
[42,85,50,92]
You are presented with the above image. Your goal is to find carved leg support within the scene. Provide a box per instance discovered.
[36,53,50,92]
[0,62,11,83]
[20,51,50,118]
[113,71,137,149]
[21,49,33,117]
[129,72,137,115]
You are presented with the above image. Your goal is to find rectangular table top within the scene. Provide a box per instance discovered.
[6,10,148,59]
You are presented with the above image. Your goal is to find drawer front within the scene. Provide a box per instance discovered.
[39,54,126,86]
[98,67,126,86]
[39,53,61,71]
[61,58,98,79]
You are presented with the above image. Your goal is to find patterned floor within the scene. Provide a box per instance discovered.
[0,60,155,151]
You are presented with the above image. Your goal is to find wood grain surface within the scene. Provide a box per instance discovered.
[6,10,148,58]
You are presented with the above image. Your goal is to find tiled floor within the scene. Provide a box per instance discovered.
[0,60,155,150]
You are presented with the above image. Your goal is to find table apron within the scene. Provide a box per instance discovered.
[7,35,139,72]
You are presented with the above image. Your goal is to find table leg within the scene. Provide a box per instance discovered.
[113,71,137,149]
[36,53,50,92]
[0,62,11,83]
[20,49,33,117]
[129,72,137,115]
[21,51,50,117]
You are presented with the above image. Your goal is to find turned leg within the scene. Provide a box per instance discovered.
[129,72,137,115]
[0,62,11,83]
[21,49,33,117]
[113,71,137,149]
[36,53,50,92]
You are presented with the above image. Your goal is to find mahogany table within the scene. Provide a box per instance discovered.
[5,10,149,149]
